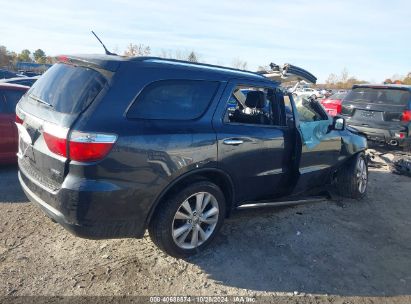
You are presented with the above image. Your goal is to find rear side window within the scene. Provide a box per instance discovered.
[27,63,106,114]
[127,80,219,120]
[345,88,411,106]
[0,89,26,113]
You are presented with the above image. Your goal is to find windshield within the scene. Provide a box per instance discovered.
[344,87,410,106]
[28,63,106,114]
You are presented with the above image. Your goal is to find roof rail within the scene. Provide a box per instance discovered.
[133,56,267,79]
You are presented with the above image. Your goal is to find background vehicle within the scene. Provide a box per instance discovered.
[0,76,39,87]
[0,69,20,79]
[342,84,411,150]
[17,56,367,257]
[320,92,348,116]
[18,71,41,77]
[294,87,323,99]
[0,83,29,164]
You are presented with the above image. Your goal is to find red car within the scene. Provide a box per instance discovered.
[0,83,29,164]
[320,92,347,116]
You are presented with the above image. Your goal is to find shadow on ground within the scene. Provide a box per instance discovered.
[0,165,27,203]
[188,170,411,297]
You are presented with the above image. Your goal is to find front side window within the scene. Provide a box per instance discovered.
[293,95,328,122]
[293,95,331,149]
[127,80,219,120]
[225,86,285,126]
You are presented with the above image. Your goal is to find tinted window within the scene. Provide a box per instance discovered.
[345,88,411,106]
[225,86,284,126]
[127,80,219,120]
[27,63,106,114]
[0,89,26,113]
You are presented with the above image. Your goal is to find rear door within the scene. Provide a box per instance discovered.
[16,62,109,189]
[213,80,292,203]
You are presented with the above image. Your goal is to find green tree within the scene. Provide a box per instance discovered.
[33,49,46,63]
[17,49,32,62]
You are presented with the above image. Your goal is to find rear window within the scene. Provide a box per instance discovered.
[344,87,411,106]
[27,63,106,114]
[0,89,26,113]
[329,93,346,100]
[127,80,219,120]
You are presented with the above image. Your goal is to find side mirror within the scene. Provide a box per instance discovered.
[333,117,345,130]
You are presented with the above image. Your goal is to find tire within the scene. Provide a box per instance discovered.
[148,181,226,258]
[336,152,368,199]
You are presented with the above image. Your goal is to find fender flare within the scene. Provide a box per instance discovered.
[144,167,235,228]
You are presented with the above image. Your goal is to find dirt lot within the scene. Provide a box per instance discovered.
[1,153,411,303]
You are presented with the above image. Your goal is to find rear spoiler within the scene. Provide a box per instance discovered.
[55,54,120,79]
[258,63,317,84]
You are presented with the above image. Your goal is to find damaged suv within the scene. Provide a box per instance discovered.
[17,56,368,257]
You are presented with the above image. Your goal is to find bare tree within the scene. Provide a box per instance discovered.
[159,49,200,62]
[325,73,338,86]
[340,68,349,83]
[231,58,248,70]
[123,43,151,57]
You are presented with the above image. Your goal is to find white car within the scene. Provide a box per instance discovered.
[294,87,323,99]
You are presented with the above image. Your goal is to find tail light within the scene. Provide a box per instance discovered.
[401,110,411,122]
[69,131,117,162]
[43,123,116,162]
[43,123,69,158]
[335,101,342,114]
[16,114,23,124]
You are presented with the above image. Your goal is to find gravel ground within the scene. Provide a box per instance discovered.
[0,153,411,303]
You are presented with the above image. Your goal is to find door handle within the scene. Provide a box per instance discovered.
[223,139,244,145]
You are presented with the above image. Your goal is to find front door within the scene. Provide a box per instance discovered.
[287,95,342,194]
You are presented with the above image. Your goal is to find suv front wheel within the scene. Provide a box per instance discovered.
[149,181,226,258]
[336,152,368,199]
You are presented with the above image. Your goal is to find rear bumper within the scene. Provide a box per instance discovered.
[346,123,410,146]
[18,165,148,239]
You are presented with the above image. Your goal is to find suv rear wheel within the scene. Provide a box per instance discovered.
[336,152,368,199]
[148,181,226,258]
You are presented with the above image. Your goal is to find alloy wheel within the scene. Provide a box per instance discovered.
[356,157,367,193]
[172,192,219,249]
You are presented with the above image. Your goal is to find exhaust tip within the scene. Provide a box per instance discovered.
[389,140,399,146]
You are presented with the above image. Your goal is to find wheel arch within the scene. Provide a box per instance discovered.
[145,168,235,228]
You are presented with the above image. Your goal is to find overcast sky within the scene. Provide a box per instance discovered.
[1,0,410,82]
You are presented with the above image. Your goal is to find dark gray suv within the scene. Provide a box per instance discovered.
[16,55,368,257]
